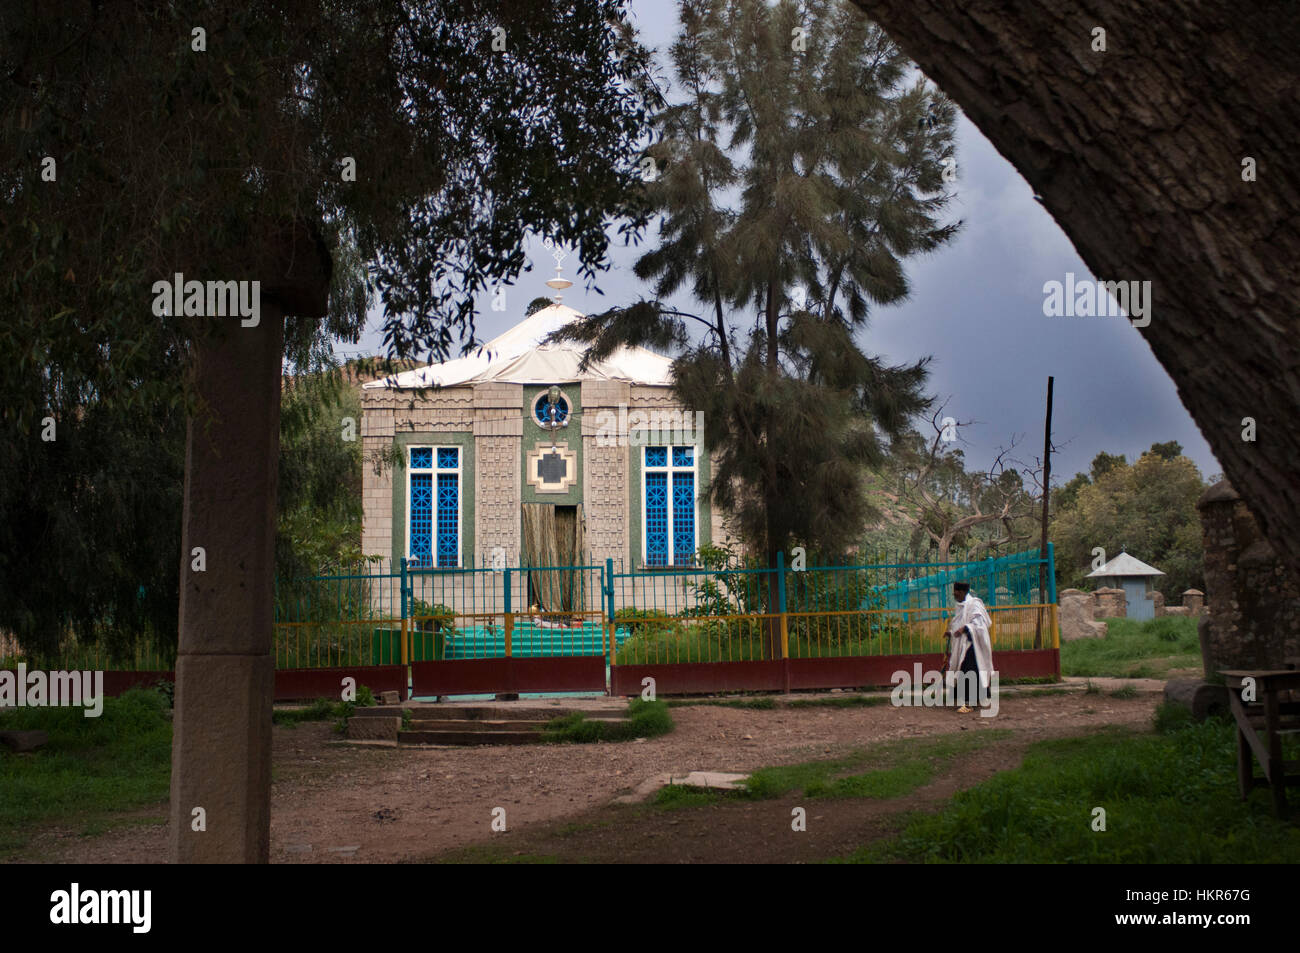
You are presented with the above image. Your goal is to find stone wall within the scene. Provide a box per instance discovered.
[1195,481,1300,674]
[1093,587,1127,618]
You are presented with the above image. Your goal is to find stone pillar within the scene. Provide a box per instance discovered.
[1182,589,1205,616]
[1093,587,1127,618]
[170,308,284,863]
[1195,481,1300,673]
[580,379,631,570]
[1151,589,1165,617]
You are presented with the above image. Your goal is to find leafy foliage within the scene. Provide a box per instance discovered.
[1051,444,1207,598]
[276,368,364,579]
[550,0,958,570]
[1,2,656,654]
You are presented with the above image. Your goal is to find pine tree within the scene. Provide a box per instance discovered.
[556,0,961,652]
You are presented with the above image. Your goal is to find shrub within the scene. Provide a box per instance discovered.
[542,699,673,743]
[614,607,676,638]
[409,599,456,635]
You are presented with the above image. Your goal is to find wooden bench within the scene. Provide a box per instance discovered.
[1219,669,1300,818]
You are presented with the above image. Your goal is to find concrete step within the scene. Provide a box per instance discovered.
[406,719,548,732]
[402,706,625,721]
[407,717,632,732]
[398,730,546,746]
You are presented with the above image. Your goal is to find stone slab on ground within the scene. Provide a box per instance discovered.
[1060,676,1167,694]
[612,770,748,804]
[0,730,48,752]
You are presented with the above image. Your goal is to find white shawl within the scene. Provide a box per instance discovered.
[945,594,994,691]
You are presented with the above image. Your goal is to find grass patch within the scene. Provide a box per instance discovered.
[1110,685,1140,699]
[743,730,1010,802]
[653,784,728,809]
[542,699,673,743]
[0,687,172,858]
[664,692,894,710]
[431,844,561,864]
[1015,688,1071,698]
[1061,616,1201,678]
[1152,700,1194,733]
[666,697,777,710]
[272,698,335,726]
[786,694,892,709]
[852,714,1300,863]
[273,685,379,729]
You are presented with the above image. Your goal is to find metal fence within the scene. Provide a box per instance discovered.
[4,546,1057,677]
[272,557,612,668]
[606,547,1058,666]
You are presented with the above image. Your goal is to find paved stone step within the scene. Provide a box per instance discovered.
[398,730,546,746]
[355,705,625,721]
[406,719,548,732]
[407,717,632,732]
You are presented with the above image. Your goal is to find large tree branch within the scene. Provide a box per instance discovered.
[852,0,1300,583]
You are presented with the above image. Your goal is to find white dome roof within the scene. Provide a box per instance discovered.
[363,302,673,389]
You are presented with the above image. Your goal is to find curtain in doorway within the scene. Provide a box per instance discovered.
[521,503,586,613]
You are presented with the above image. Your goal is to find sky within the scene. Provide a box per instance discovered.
[344,0,1222,488]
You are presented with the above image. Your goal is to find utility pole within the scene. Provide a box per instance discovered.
[1034,376,1054,649]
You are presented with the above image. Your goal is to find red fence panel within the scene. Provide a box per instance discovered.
[612,648,1060,696]
[412,656,606,697]
[273,665,408,702]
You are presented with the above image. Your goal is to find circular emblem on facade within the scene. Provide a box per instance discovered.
[533,390,570,425]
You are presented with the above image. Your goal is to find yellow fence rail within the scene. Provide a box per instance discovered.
[610,603,1060,666]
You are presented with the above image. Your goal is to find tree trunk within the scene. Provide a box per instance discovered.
[762,276,785,660]
[763,512,784,660]
[852,0,1300,587]
[169,310,284,863]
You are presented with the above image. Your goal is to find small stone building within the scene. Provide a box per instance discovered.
[359,287,728,605]
[1086,552,1165,621]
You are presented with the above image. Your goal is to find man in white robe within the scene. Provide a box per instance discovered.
[944,581,994,712]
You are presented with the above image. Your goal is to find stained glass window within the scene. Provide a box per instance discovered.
[644,444,696,566]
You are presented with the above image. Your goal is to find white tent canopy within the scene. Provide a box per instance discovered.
[362,302,674,390]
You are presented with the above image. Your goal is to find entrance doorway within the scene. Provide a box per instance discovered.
[521,503,587,613]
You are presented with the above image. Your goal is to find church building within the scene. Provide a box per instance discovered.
[359,270,727,585]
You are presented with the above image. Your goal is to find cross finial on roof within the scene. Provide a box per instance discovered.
[541,237,573,301]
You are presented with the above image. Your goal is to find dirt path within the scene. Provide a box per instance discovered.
[20,689,1158,863]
